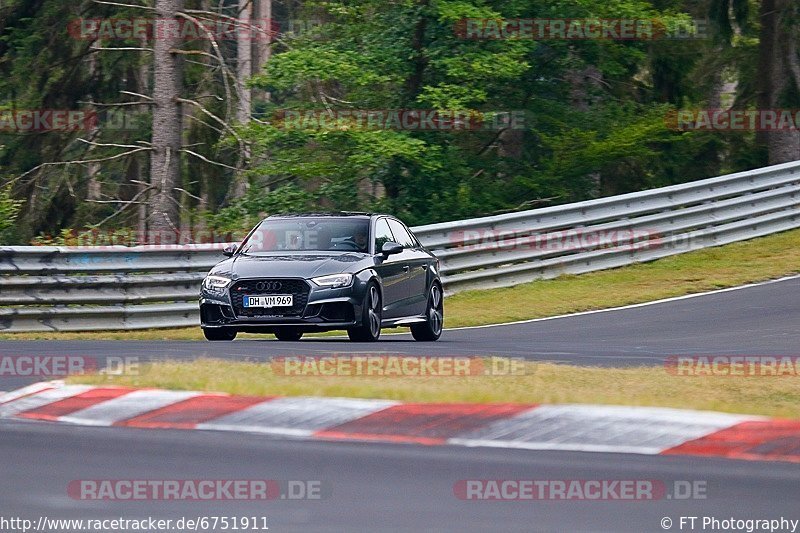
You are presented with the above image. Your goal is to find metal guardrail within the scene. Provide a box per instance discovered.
[2,161,799,332]
[0,246,222,332]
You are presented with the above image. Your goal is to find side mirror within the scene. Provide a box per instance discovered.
[222,243,238,257]
[381,242,403,257]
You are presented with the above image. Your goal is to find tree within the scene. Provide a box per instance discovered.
[1,0,256,243]
[254,0,272,103]
[757,0,800,164]
[232,0,253,199]
[148,0,185,242]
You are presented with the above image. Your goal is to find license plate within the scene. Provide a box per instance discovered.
[243,295,293,308]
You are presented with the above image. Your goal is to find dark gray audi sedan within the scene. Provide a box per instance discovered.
[200,213,443,342]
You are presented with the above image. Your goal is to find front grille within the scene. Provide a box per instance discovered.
[230,278,310,317]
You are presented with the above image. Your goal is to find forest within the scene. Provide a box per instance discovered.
[0,0,798,245]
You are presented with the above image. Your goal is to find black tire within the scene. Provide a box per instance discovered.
[348,282,382,342]
[203,327,237,341]
[411,283,444,341]
[274,328,303,341]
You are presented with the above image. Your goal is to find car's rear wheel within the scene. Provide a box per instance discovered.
[411,283,444,341]
[203,327,237,341]
[274,328,303,341]
[348,283,382,342]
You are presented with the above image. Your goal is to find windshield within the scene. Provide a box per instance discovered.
[239,217,371,254]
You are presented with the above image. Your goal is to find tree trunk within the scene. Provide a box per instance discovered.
[86,52,101,201]
[137,33,151,244]
[566,64,602,195]
[237,0,253,124]
[232,0,253,199]
[404,0,429,104]
[254,0,272,102]
[136,161,147,243]
[757,0,800,165]
[149,0,184,244]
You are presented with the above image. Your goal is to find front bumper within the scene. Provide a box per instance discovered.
[200,278,363,331]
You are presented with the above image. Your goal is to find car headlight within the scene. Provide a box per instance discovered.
[203,275,232,291]
[311,273,354,288]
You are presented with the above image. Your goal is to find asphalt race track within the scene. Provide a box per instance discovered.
[2,276,800,392]
[1,276,800,532]
[1,419,799,533]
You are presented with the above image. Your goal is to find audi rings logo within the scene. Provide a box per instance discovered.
[256,281,282,292]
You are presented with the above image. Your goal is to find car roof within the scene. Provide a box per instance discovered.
[267,212,396,220]
[268,212,370,218]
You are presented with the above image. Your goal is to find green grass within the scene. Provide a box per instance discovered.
[69,358,800,418]
[4,227,800,340]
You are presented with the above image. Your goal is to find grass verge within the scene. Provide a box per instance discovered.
[5,227,800,340]
[69,358,800,418]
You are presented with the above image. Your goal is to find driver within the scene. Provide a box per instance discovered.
[353,228,368,251]
[285,231,303,250]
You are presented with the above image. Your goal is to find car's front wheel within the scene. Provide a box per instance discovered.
[411,283,444,341]
[274,328,303,341]
[203,327,237,341]
[348,282,382,342]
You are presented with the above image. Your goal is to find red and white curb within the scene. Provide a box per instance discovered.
[2,382,799,463]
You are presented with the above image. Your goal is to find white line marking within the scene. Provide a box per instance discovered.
[200,425,315,438]
[446,439,666,455]
[443,274,800,332]
[302,274,800,339]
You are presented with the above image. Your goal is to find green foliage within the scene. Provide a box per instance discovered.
[232,0,752,228]
[1,0,791,239]
[0,187,22,244]
[206,184,318,236]
[30,227,138,247]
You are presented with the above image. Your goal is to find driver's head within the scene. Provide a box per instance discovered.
[354,228,368,249]
[286,232,302,250]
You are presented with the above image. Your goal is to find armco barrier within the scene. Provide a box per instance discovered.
[1,161,799,331]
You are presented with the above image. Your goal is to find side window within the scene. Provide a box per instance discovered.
[387,219,415,248]
[374,218,395,253]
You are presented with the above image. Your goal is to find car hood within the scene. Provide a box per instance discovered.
[209,252,369,280]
